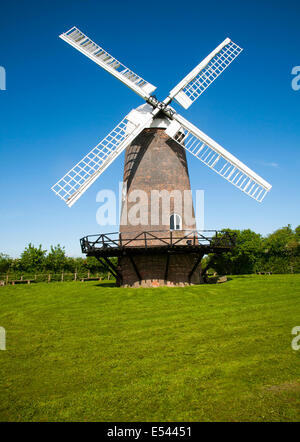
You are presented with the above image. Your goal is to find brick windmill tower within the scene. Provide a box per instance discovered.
[52,27,272,287]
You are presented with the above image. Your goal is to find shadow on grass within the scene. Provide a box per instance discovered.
[205,276,233,283]
[95,282,118,288]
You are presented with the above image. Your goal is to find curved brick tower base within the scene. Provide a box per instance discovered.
[119,126,202,287]
[118,253,204,288]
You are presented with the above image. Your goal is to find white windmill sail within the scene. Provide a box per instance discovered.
[51,110,154,207]
[60,27,156,100]
[166,38,243,109]
[52,28,271,206]
[165,114,272,202]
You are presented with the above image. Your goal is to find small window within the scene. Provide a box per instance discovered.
[170,213,182,231]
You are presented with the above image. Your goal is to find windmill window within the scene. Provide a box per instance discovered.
[170,214,182,231]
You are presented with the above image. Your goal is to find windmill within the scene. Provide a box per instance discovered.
[52,27,271,287]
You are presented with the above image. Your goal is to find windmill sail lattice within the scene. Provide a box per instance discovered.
[51,111,153,207]
[167,38,243,109]
[166,115,271,202]
[60,27,156,99]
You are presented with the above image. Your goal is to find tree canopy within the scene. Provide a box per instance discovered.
[207,225,300,275]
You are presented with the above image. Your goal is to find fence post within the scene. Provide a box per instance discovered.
[6,274,8,285]
[107,272,110,280]
[20,275,23,281]
[48,274,51,283]
[74,272,77,281]
[61,272,64,282]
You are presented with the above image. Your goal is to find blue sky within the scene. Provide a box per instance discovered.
[0,0,299,257]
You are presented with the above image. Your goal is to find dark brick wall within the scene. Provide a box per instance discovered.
[119,253,203,287]
[119,127,201,287]
[120,128,196,236]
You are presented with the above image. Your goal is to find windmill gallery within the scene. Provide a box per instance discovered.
[51,27,271,287]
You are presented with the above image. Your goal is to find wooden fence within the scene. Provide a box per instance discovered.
[0,271,112,286]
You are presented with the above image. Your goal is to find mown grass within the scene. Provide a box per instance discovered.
[0,275,299,421]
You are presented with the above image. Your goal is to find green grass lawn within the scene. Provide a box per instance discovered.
[0,275,299,422]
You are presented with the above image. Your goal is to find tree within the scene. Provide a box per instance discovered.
[10,258,23,274]
[20,243,46,272]
[0,253,12,274]
[262,225,299,273]
[82,256,106,274]
[45,245,67,272]
[284,238,299,273]
[263,225,294,256]
[295,225,300,241]
[207,229,263,275]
